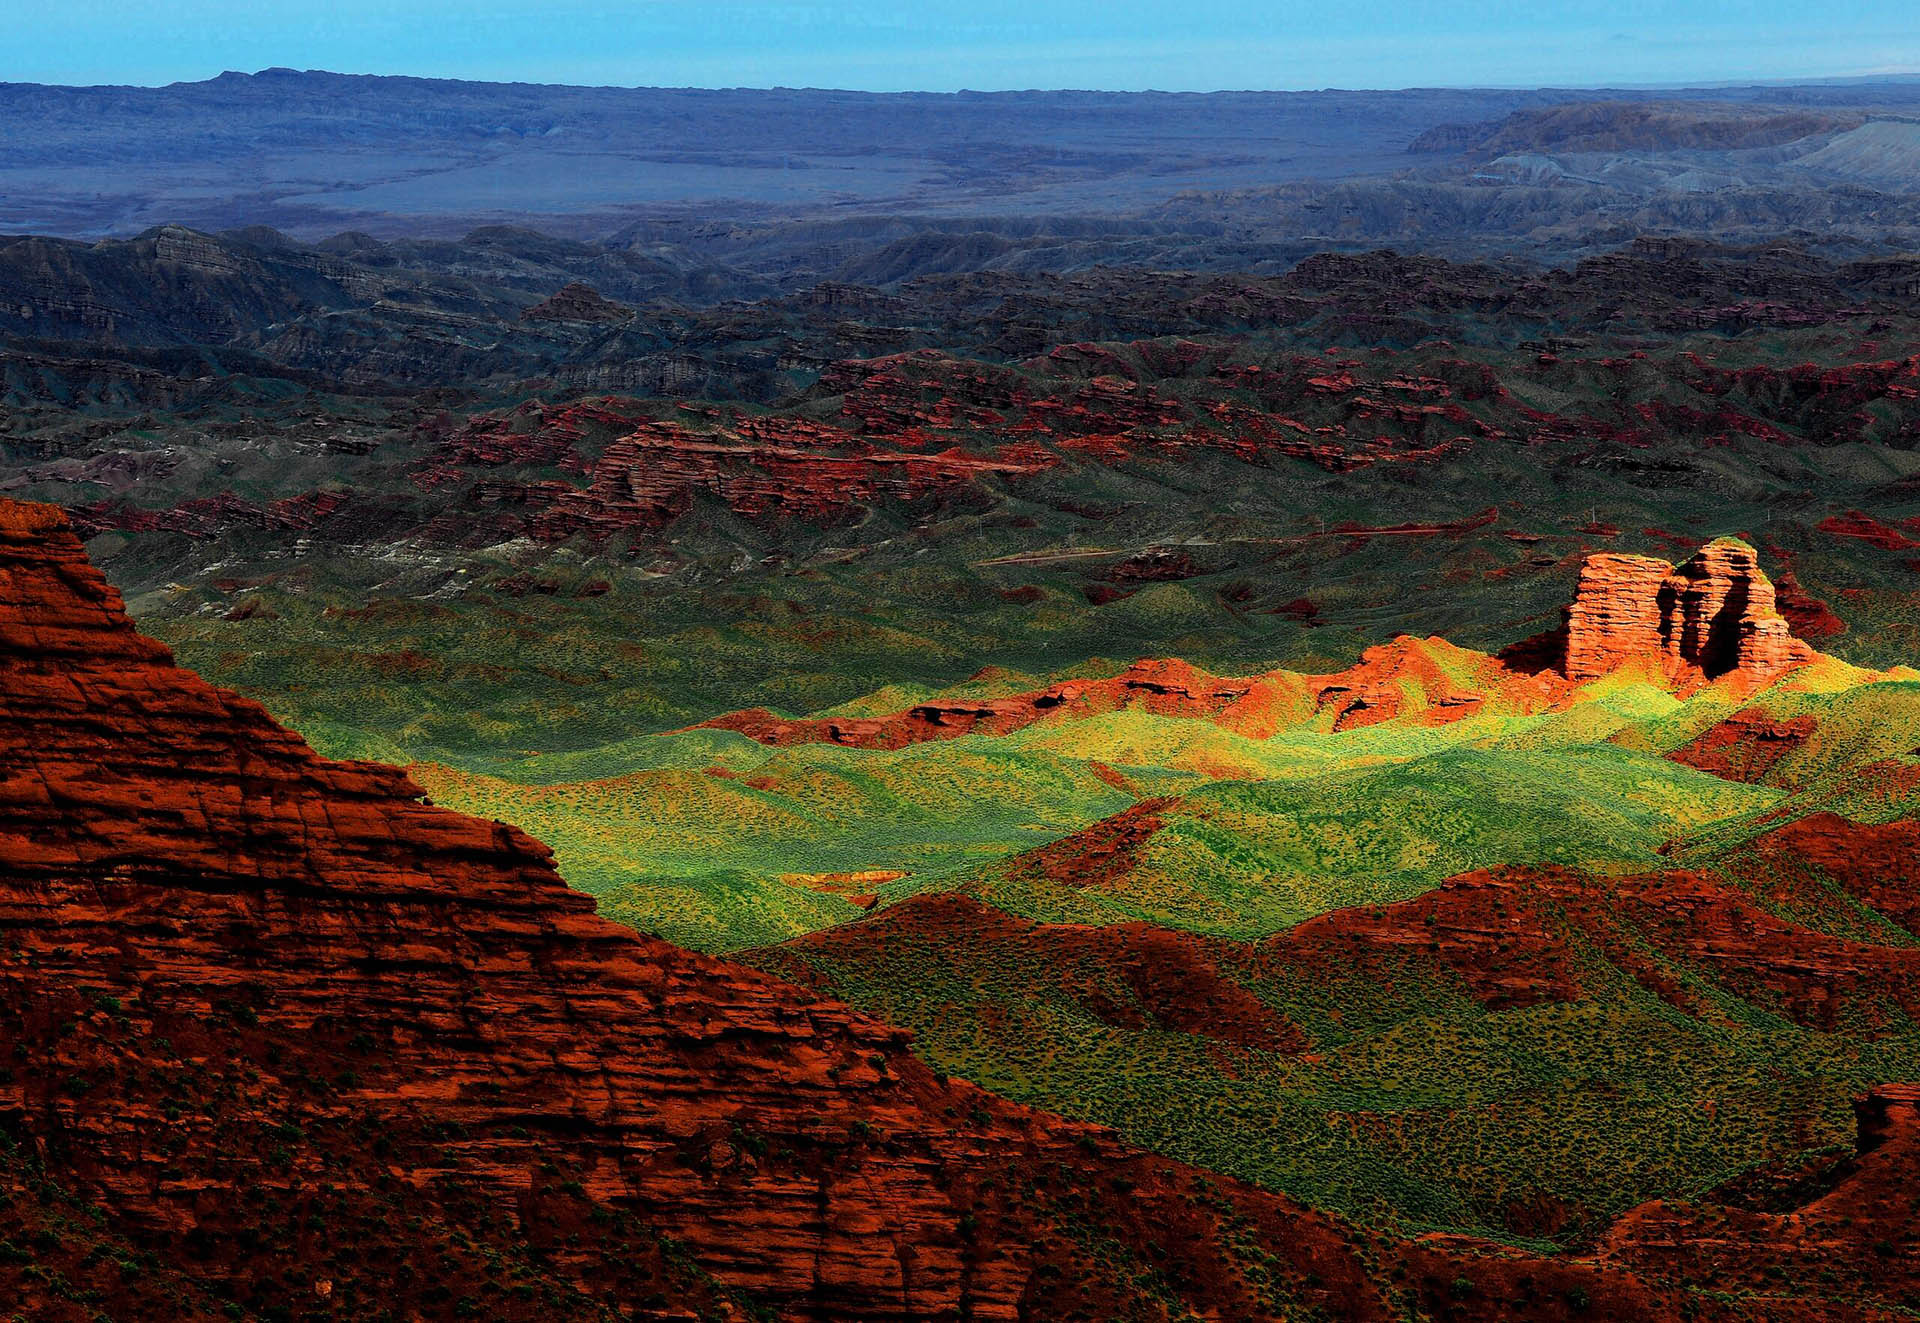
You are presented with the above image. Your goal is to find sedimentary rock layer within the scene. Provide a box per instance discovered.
[5,498,1918,1319]
[1559,538,1815,682]
[0,497,1403,1320]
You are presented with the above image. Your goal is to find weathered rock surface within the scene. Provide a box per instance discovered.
[1555,538,1816,683]
[766,842,1920,1316]
[1594,1079,1920,1308]
[4,497,1918,1319]
[0,496,1411,1320]
[1726,811,1920,938]
[1668,706,1819,784]
[701,638,1542,751]
[703,542,1831,757]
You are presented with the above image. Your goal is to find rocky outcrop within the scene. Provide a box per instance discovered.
[699,657,1257,750]
[521,281,631,323]
[1595,1076,1920,1307]
[1857,1083,1920,1153]
[7,496,1920,1319]
[0,497,1414,1320]
[701,641,1536,752]
[1558,538,1816,683]
[529,418,1056,540]
[1724,812,1920,938]
[1771,567,1848,640]
[1560,552,1674,680]
[764,849,1920,1314]
[1668,707,1819,784]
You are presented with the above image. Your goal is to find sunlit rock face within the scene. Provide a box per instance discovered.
[1561,538,1815,683]
[0,496,1404,1321]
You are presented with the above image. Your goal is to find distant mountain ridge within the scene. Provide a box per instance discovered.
[7,69,1920,245]
[3,226,1917,409]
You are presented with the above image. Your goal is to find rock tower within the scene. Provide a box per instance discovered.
[1560,537,1815,682]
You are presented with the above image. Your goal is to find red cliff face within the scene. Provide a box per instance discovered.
[1559,538,1816,683]
[0,498,1411,1321]
[3,498,1916,1319]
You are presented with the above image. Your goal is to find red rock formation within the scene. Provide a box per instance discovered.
[1557,538,1816,683]
[1562,552,1681,680]
[1675,538,1812,676]
[698,657,1260,750]
[1593,1080,1920,1310]
[1668,707,1819,784]
[1771,566,1848,640]
[0,497,1415,1320]
[1857,1082,1920,1153]
[765,855,1920,1315]
[768,891,1307,1053]
[531,419,1055,540]
[1817,509,1920,550]
[996,796,1182,893]
[1725,812,1920,937]
[700,539,1828,758]
[8,497,1917,1318]
[701,640,1535,751]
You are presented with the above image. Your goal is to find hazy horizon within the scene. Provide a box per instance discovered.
[12,65,1920,95]
[14,1,1919,93]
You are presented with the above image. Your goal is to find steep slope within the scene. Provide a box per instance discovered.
[0,495,1401,1320]
[5,502,1919,1319]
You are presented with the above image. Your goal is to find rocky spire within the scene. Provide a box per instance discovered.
[1560,537,1816,683]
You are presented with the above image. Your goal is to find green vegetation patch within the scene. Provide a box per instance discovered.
[980,743,1779,939]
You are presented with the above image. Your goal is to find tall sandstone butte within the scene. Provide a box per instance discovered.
[1561,537,1815,683]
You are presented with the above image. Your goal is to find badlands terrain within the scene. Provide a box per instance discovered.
[6,75,1920,1320]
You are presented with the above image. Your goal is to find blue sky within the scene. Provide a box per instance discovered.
[10,0,1919,91]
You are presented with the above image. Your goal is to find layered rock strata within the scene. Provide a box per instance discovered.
[1559,538,1815,682]
[3,498,1918,1319]
[0,496,1391,1320]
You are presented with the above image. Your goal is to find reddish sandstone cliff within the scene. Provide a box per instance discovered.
[1528,537,1816,685]
[0,497,1401,1320]
[5,498,1915,1321]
